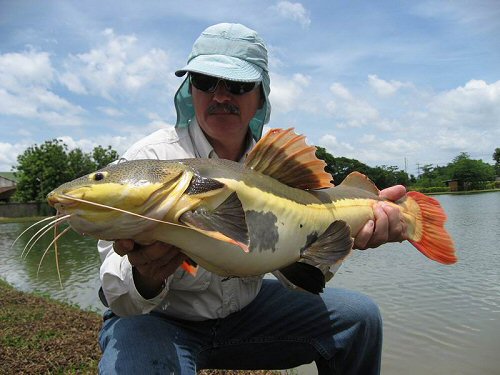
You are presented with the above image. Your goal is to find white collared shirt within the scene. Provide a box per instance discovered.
[98,120,263,319]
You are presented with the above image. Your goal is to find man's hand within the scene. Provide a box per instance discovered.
[353,185,408,250]
[113,240,188,298]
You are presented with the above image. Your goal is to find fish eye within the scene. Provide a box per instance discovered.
[89,171,108,182]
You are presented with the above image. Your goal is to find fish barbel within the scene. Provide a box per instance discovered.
[44,128,457,293]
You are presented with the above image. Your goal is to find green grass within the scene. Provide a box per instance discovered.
[0,279,282,374]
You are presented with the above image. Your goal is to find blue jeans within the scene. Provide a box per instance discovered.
[98,279,382,374]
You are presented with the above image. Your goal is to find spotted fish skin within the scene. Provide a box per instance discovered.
[47,128,457,293]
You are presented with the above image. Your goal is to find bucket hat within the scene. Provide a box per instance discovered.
[174,23,271,140]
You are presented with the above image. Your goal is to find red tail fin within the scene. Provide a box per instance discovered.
[407,191,457,265]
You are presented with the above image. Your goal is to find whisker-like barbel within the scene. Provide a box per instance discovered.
[36,225,71,286]
[11,215,59,250]
[21,215,70,259]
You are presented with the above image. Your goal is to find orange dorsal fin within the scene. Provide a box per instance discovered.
[245,128,333,189]
[406,191,457,265]
[340,172,380,195]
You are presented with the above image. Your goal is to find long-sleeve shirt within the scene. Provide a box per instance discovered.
[98,120,263,320]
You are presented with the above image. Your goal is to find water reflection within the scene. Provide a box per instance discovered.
[0,192,499,374]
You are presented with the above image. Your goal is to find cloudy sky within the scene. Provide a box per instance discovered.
[1,1,499,176]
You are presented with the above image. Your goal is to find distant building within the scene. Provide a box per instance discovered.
[0,172,17,202]
[444,179,460,192]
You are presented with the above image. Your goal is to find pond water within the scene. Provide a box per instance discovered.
[1,192,499,374]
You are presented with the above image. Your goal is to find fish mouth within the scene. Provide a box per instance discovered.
[47,193,80,209]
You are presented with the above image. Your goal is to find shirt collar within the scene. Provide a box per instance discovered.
[188,118,255,162]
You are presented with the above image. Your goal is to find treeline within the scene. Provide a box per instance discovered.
[316,147,499,191]
[9,140,500,203]
[12,139,118,203]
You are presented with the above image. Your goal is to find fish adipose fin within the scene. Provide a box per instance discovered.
[180,192,249,249]
[340,171,380,195]
[273,220,353,294]
[245,128,334,190]
[406,191,457,265]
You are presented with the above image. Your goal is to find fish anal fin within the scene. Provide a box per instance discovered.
[275,220,353,294]
[245,128,333,190]
[273,263,325,294]
[406,191,457,265]
[340,172,380,195]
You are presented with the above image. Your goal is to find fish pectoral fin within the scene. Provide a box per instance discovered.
[179,192,250,251]
[244,128,333,189]
[274,220,353,294]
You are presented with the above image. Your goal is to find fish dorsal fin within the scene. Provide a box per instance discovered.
[340,172,380,195]
[245,128,333,189]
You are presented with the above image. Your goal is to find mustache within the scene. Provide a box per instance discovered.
[207,103,240,115]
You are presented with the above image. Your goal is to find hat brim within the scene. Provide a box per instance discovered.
[175,55,262,82]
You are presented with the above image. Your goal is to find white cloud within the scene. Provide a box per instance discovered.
[428,79,500,129]
[0,50,85,126]
[315,78,499,173]
[0,142,28,171]
[273,1,311,28]
[0,50,54,91]
[269,73,312,113]
[327,83,380,127]
[318,134,355,155]
[368,74,412,96]
[98,106,124,117]
[60,29,172,100]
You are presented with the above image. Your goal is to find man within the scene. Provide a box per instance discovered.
[98,23,406,374]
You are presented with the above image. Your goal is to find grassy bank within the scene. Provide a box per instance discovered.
[0,279,280,374]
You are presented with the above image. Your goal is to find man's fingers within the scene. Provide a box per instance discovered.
[113,239,135,256]
[370,204,389,248]
[127,242,178,267]
[353,220,375,250]
[379,185,406,201]
[380,203,408,242]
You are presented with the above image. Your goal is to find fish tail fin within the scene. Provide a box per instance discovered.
[406,191,457,265]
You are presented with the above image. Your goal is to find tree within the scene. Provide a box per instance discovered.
[13,140,70,202]
[493,148,500,176]
[93,145,119,169]
[13,141,119,202]
[315,147,409,189]
[68,149,95,179]
[449,152,495,190]
[414,164,451,188]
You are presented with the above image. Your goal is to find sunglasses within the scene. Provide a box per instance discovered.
[190,73,259,95]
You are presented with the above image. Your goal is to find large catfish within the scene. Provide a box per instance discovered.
[44,128,457,293]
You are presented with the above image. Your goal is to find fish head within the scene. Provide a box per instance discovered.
[47,160,194,239]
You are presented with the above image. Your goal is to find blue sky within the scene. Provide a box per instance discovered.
[1,1,499,176]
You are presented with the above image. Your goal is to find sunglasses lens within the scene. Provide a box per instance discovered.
[190,74,219,92]
[226,81,257,95]
[190,73,257,95]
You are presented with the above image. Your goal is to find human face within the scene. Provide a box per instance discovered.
[191,74,262,149]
